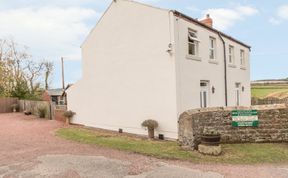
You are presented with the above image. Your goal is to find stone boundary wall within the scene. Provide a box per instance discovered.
[54,109,66,122]
[178,104,288,149]
[251,97,288,105]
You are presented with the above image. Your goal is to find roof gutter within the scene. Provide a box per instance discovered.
[218,32,228,107]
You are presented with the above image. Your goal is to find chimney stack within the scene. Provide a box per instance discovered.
[200,14,213,27]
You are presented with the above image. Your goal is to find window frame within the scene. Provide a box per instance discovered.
[188,29,199,57]
[228,45,235,64]
[240,49,245,66]
[209,37,216,60]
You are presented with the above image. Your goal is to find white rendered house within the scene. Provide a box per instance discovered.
[67,0,251,139]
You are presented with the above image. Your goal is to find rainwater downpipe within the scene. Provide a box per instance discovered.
[218,32,228,106]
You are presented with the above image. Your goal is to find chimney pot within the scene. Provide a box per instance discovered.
[200,14,213,27]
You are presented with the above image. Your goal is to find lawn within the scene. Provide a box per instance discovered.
[56,127,288,164]
[251,85,288,98]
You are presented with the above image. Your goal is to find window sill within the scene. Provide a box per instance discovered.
[240,66,246,70]
[228,64,237,68]
[208,60,218,65]
[186,55,201,61]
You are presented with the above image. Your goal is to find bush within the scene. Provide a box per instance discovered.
[63,110,76,118]
[37,105,47,118]
[142,119,159,139]
[142,119,159,129]
[63,110,76,125]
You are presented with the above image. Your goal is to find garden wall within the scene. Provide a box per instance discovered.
[178,104,288,149]
[251,97,288,105]
[54,109,66,122]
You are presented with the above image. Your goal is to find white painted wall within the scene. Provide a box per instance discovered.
[67,0,251,139]
[67,0,179,138]
[174,17,251,115]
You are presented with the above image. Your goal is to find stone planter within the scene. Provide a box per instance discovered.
[201,134,221,146]
[65,117,70,125]
[148,128,155,139]
[198,144,222,156]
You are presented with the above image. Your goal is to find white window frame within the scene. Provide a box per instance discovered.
[188,29,200,57]
[228,45,235,64]
[209,37,216,60]
[240,49,245,66]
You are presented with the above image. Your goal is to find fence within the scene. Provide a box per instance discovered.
[251,97,288,105]
[19,100,52,119]
[0,97,67,121]
[0,98,18,113]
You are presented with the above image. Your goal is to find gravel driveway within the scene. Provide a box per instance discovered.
[0,113,288,178]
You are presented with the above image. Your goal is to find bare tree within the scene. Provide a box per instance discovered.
[24,60,44,94]
[0,38,54,99]
[43,61,54,90]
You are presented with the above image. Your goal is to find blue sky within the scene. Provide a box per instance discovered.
[0,0,287,88]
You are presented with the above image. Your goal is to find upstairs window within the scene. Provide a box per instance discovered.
[188,30,199,56]
[228,45,235,64]
[240,50,245,66]
[209,37,216,60]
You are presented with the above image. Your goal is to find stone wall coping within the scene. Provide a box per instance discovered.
[182,104,287,116]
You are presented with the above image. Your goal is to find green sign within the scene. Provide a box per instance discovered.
[232,110,259,127]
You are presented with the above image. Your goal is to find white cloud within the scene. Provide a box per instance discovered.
[269,5,288,25]
[202,6,258,31]
[278,5,288,20]
[269,17,281,25]
[236,6,258,16]
[0,7,100,61]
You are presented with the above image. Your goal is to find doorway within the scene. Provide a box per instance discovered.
[235,83,241,106]
[200,81,209,108]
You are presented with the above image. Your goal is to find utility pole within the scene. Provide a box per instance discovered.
[61,57,65,90]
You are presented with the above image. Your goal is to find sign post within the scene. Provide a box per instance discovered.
[232,110,259,127]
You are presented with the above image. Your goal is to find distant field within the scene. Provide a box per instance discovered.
[251,85,288,98]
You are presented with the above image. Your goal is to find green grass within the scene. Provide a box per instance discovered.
[56,128,288,164]
[251,85,288,98]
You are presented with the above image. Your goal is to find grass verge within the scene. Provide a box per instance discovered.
[56,127,288,164]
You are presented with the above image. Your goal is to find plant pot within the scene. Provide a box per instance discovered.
[65,117,70,125]
[201,134,221,146]
[148,128,155,139]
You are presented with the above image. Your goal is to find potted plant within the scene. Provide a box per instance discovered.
[141,119,158,139]
[201,128,221,146]
[37,105,47,118]
[24,110,32,115]
[63,110,76,125]
[11,104,19,113]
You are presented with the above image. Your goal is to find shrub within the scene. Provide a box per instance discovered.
[63,110,76,118]
[63,110,76,125]
[142,119,159,139]
[37,105,47,118]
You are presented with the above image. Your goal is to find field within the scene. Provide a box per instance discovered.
[251,85,288,98]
